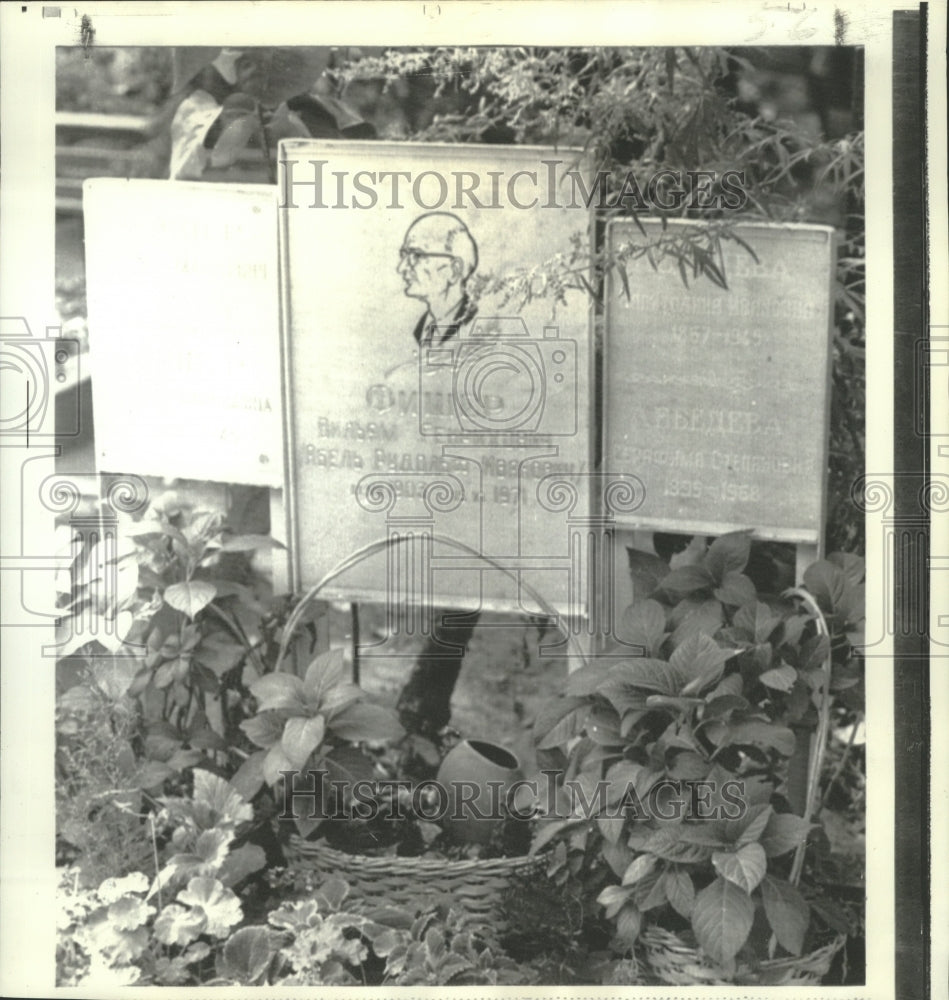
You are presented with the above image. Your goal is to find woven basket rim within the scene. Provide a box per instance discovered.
[641,925,846,979]
[286,833,542,875]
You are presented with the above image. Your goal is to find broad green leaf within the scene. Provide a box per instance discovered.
[708,672,744,700]
[760,876,810,955]
[262,743,296,785]
[535,701,591,749]
[597,883,634,919]
[320,683,365,719]
[231,752,268,802]
[281,714,326,768]
[249,672,306,714]
[735,803,774,845]
[645,694,703,712]
[188,720,226,752]
[329,701,404,743]
[154,903,206,947]
[615,902,642,946]
[664,868,695,918]
[718,719,796,756]
[107,895,154,931]
[733,601,783,643]
[703,693,750,719]
[168,748,203,772]
[217,844,267,890]
[691,876,754,964]
[759,812,813,857]
[239,48,333,105]
[137,759,174,789]
[704,531,752,582]
[605,760,648,805]
[759,663,797,691]
[669,598,724,648]
[601,839,635,878]
[98,872,149,902]
[626,547,670,601]
[195,633,245,676]
[660,564,715,598]
[216,925,274,985]
[597,814,626,845]
[670,633,733,695]
[302,648,347,708]
[164,580,217,618]
[529,816,585,855]
[803,560,847,615]
[619,599,666,656]
[564,662,613,696]
[587,704,623,745]
[193,828,233,869]
[154,661,177,690]
[621,853,657,886]
[323,744,375,784]
[177,876,243,937]
[713,571,757,607]
[607,657,677,696]
[638,871,669,911]
[315,877,350,910]
[240,713,285,750]
[192,769,253,826]
[800,632,832,671]
[712,842,767,893]
[667,750,709,782]
[640,827,715,864]
[669,534,709,568]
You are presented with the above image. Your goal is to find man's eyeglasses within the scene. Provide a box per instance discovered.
[399,247,457,268]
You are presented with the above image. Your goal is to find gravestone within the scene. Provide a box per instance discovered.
[83,179,282,488]
[604,219,835,545]
[279,141,595,615]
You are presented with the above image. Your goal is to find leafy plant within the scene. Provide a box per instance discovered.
[382,906,533,986]
[236,646,404,823]
[57,770,264,986]
[342,46,865,551]
[531,533,864,975]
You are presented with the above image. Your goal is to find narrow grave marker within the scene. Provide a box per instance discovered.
[605,219,835,546]
[83,179,282,487]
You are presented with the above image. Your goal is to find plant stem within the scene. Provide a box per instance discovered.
[784,587,834,887]
[149,814,163,910]
[257,102,275,184]
[819,711,863,812]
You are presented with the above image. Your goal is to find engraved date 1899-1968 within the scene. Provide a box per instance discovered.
[664,478,760,503]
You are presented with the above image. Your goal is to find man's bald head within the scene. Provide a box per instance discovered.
[397,212,479,315]
[402,212,478,280]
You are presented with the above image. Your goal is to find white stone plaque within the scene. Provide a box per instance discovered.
[84,179,282,487]
[279,141,595,613]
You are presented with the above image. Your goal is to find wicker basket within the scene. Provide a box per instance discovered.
[285,835,545,932]
[641,926,846,986]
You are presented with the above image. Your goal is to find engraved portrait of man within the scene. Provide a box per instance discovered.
[397,211,479,347]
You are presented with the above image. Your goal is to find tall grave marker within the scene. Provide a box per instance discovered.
[279,141,597,621]
[604,219,835,573]
[84,179,283,488]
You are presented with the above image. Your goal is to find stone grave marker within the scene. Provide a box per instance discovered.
[83,179,282,488]
[279,141,596,616]
[604,219,835,548]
